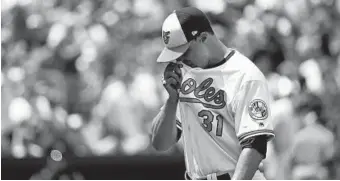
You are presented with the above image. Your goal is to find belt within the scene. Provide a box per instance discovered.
[185,172,231,180]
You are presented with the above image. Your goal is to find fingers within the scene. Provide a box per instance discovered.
[165,71,181,84]
[164,63,182,83]
[163,63,183,97]
[165,62,182,75]
[165,77,177,87]
[163,77,179,93]
[164,62,177,72]
[174,64,182,76]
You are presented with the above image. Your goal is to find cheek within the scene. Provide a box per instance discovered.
[197,47,209,64]
[186,45,208,66]
[190,52,203,65]
[199,46,209,58]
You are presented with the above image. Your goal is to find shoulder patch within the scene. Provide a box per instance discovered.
[248,99,268,120]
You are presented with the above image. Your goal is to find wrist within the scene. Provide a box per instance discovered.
[167,96,179,105]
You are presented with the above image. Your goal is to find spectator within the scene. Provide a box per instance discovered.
[285,93,336,179]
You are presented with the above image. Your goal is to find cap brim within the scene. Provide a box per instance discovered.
[156,43,190,63]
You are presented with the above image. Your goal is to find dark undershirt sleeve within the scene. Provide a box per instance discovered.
[240,135,268,158]
[176,128,182,141]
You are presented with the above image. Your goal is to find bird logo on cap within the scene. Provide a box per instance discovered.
[191,30,198,36]
[162,31,170,44]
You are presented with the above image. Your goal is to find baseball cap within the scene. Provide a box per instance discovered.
[157,7,213,63]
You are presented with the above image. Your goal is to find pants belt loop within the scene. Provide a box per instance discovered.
[212,173,217,180]
[207,173,218,180]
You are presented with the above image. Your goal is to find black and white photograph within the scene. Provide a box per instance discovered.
[1,0,340,180]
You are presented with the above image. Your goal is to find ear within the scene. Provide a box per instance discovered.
[197,32,208,43]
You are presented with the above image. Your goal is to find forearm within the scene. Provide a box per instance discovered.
[151,99,179,151]
[232,148,264,180]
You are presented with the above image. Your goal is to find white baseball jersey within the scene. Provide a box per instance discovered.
[162,50,275,179]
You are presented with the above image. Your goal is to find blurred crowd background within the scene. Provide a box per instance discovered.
[2,0,340,179]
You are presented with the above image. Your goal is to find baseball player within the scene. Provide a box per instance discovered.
[151,7,275,180]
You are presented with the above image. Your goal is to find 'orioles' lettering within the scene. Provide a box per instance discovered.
[180,78,226,109]
[181,78,196,94]
[194,78,213,98]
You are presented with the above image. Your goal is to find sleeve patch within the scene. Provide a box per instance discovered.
[248,99,268,120]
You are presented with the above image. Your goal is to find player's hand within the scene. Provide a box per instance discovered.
[163,62,183,102]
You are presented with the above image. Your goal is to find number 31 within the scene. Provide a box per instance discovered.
[198,110,223,136]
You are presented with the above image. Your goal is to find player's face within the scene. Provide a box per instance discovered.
[177,40,210,68]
